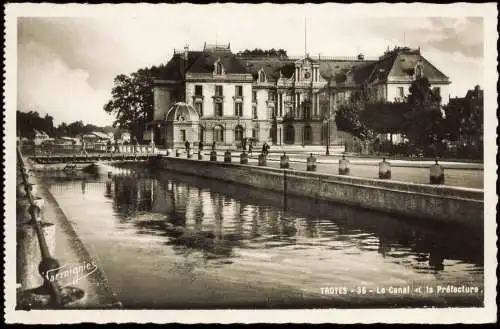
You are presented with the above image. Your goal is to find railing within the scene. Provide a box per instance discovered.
[17,146,64,308]
[21,143,157,157]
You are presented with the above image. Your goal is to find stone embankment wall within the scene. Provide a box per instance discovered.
[155,156,484,230]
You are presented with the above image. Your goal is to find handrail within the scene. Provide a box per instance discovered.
[17,146,63,307]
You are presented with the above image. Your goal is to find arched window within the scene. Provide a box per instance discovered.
[259,70,266,83]
[284,125,295,144]
[215,60,223,75]
[214,125,224,142]
[234,125,244,141]
[304,125,312,144]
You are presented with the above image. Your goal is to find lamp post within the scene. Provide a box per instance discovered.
[326,118,330,155]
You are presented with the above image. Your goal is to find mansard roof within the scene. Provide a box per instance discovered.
[156,51,202,81]
[319,60,377,86]
[187,50,247,74]
[242,58,295,81]
[367,47,450,84]
[157,45,449,87]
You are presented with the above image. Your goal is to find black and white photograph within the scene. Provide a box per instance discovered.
[4,2,497,324]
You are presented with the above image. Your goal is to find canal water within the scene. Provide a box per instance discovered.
[43,165,484,309]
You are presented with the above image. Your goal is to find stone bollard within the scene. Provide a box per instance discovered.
[210,150,217,162]
[224,150,232,163]
[429,159,445,184]
[240,151,248,164]
[338,154,350,175]
[198,152,203,160]
[280,152,289,169]
[306,153,317,171]
[175,149,180,157]
[258,153,267,166]
[379,157,391,179]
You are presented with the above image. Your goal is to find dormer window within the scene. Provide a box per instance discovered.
[214,59,224,75]
[415,62,424,79]
[258,69,266,83]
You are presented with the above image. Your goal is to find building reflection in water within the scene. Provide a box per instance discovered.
[101,167,482,273]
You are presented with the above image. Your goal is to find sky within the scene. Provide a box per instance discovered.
[16,4,486,126]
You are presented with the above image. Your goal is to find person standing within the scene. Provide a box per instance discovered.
[106,139,112,153]
[248,141,253,156]
[242,138,247,151]
[198,141,203,154]
[185,140,191,153]
[114,138,120,153]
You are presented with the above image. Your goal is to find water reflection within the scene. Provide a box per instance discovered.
[42,166,483,308]
[87,167,483,274]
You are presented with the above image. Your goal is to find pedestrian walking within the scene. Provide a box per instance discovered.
[262,142,270,157]
[185,140,191,152]
[198,141,203,153]
[248,141,253,156]
[212,141,216,151]
[114,139,120,153]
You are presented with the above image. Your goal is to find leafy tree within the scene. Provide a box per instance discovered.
[403,77,444,151]
[335,96,375,141]
[104,67,160,143]
[238,48,288,58]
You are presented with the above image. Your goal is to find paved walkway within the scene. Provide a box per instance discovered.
[33,172,122,308]
[177,151,484,189]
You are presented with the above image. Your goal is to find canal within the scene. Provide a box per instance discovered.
[42,164,484,309]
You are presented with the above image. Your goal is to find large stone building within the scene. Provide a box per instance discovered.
[150,43,451,149]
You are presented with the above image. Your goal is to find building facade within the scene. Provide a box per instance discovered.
[151,44,451,149]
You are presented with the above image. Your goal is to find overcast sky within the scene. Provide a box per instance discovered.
[16,4,487,126]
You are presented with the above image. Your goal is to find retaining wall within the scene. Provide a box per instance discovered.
[155,156,484,229]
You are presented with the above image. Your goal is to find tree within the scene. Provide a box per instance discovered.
[403,77,445,152]
[335,101,375,141]
[238,48,288,58]
[104,67,159,143]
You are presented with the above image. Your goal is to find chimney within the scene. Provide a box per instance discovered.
[180,44,189,79]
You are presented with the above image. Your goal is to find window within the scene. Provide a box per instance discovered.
[214,125,224,142]
[215,85,223,97]
[252,91,257,102]
[235,86,243,97]
[304,104,311,120]
[215,61,223,75]
[398,87,404,98]
[195,102,203,116]
[304,125,312,144]
[195,85,203,96]
[234,125,244,141]
[252,105,257,119]
[259,70,266,83]
[284,125,295,144]
[180,130,186,142]
[215,102,223,116]
[235,102,243,117]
